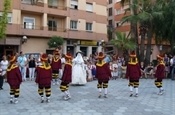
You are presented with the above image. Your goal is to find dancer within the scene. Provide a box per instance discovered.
[6,55,22,104]
[35,54,52,103]
[60,53,72,100]
[126,51,141,97]
[155,54,165,95]
[72,51,87,85]
[51,49,62,85]
[96,52,112,98]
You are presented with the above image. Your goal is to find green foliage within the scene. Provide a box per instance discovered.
[48,36,64,48]
[0,0,11,39]
[110,31,136,50]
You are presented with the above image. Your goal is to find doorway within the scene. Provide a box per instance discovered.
[5,49,14,56]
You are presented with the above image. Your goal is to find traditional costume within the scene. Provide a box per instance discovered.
[71,51,87,85]
[51,49,62,85]
[126,51,141,97]
[96,52,112,98]
[155,54,165,95]
[60,53,72,100]
[6,55,22,104]
[35,54,52,103]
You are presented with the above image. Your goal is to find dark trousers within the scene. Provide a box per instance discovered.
[0,76,3,88]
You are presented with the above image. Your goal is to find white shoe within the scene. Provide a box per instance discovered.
[134,94,138,97]
[46,99,50,103]
[64,95,71,100]
[46,97,50,103]
[104,94,107,98]
[10,98,13,104]
[41,97,44,103]
[98,94,102,98]
[14,98,18,104]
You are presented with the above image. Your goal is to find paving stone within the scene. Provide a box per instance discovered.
[0,79,174,115]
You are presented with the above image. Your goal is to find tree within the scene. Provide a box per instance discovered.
[110,31,136,62]
[0,0,11,39]
[120,0,139,61]
[48,36,64,48]
[121,0,163,66]
[154,0,175,53]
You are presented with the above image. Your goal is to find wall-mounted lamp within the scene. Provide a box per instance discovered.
[22,36,28,44]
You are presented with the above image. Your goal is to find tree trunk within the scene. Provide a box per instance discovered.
[144,28,152,67]
[130,0,139,61]
[139,25,146,62]
[140,34,145,62]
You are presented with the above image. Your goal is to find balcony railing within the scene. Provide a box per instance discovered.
[21,24,44,30]
[21,0,44,7]
[48,5,67,10]
[48,27,66,32]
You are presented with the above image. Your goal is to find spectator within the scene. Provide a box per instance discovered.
[28,54,36,81]
[0,55,9,83]
[17,51,27,81]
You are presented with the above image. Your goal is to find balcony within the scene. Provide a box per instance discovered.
[48,5,67,10]
[21,0,44,7]
[21,0,44,13]
[47,0,67,10]
[48,27,65,32]
[20,24,67,38]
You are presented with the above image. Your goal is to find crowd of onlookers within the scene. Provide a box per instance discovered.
[1,52,175,90]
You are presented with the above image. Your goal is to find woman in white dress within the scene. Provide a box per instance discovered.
[71,52,87,85]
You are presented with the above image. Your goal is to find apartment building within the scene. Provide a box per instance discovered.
[0,0,108,57]
[108,0,170,60]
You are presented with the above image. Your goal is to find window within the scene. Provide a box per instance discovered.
[108,8,112,16]
[48,20,57,31]
[86,22,92,31]
[116,9,122,15]
[70,20,77,30]
[109,0,112,4]
[86,3,93,12]
[23,17,35,29]
[116,22,120,27]
[48,0,58,8]
[108,20,113,27]
[0,12,12,23]
[70,0,78,9]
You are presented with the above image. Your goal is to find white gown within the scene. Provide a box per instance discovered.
[71,53,87,85]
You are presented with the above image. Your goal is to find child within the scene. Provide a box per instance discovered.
[112,61,119,80]
[6,55,22,104]
[96,52,112,98]
[60,53,72,100]
[35,54,52,103]
[126,51,141,97]
[86,61,93,82]
[155,54,165,95]
[91,62,96,80]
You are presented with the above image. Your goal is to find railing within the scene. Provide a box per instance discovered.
[21,0,44,7]
[48,5,67,10]
[21,24,44,30]
[48,27,66,32]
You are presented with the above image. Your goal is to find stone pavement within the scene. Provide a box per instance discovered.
[0,79,175,115]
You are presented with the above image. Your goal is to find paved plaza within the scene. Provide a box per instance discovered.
[0,79,175,115]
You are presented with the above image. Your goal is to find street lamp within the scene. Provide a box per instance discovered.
[21,36,28,44]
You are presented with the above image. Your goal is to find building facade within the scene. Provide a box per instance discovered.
[0,0,108,57]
